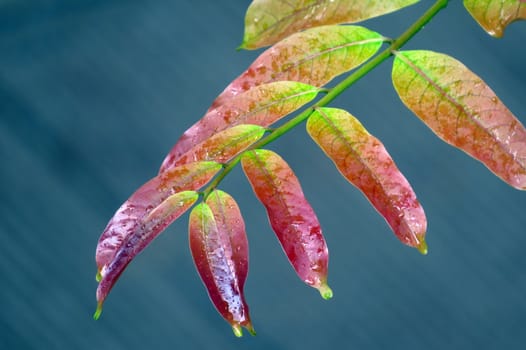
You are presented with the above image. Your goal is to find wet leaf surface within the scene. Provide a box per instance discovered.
[307,107,427,252]
[392,50,526,189]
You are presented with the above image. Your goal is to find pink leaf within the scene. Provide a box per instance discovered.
[189,195,254,337]
[241,149,332,298]
[162,26,383,169]
[160,81,320,171]
[94,190,199,319]
[212,25,384,109]
[95,161,221,275]
[306,107,428,253]
[392,50,526,190]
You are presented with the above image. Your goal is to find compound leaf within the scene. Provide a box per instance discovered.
[463,0,526,37]
[160,81,320,171]
[306,107,428,253]
[392,50,526,190]
[241,149,332,298]
[241,0,419,49]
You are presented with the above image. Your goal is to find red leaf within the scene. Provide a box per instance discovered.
[160,81,320,170]
[95,161,221,277]
[241,149,332,298]
[189,196,254,337]
[94,190,199,319]
[306,107,428,253]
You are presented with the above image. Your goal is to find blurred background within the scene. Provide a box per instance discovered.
[1,0,525,349]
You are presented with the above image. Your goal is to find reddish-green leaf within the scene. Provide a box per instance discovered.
[212,25,384,109]
[95,161,222,275]
[241,0,419,49]
[94,190,199,319]
[464,0,526,37]
[165,124,265,170]
[241,149,332,298]
[160,81,320,170]
[306,107,427,253]
[189,197,254,337]
[392,50,526,190]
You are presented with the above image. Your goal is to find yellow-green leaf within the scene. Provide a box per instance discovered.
[241,0,419,49]
[213,25,385,109]
[160,81,320,171]
[172,124,266,167]
[464,0,526,37]
[392,50,526,190]
[306,107,427,252]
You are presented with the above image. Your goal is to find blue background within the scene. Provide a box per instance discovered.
[1,0,525,349]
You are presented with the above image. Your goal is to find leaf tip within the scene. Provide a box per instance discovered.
[318,283,333,300]
[416,238,428,255]
[95,269,102,282]
[236,40,252,51]
[232,324,243,337]
[246,323,257,336]
[93,302,103,320]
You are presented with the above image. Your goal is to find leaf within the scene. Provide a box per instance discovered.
[189,197,254,337]
[212,25,385,110]
[241,0,419,49]
[241,149,332,298]
[166,124,266,169]
[95,161,222,274]
[160,81,320,171]
[392,50,526,190]
[306,107,427,253]
[94,190,199,319]
[463,0,526,37]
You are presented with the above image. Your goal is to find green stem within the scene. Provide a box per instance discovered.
[202,0,448,200]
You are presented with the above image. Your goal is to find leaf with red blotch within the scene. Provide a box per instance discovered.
[463,0,526,37]
[160,81,320,171]
[211,25,384,110]
[241,149,332,299]
[171,124,266,168]
[306,107,428,253]
[94,190,199,320]
[189,195,255,337]
[95,161,222,276]
[240,0,419,49]
[392,50,526,190]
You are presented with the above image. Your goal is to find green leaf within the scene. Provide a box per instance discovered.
[240,0,419,49]
[160,81,320,171]
[463,0,526,37]
[306,107,427,253]
[212,25,385,109]
[392,50,526,190]
[241,149,332,296]
[171,124,266,168]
